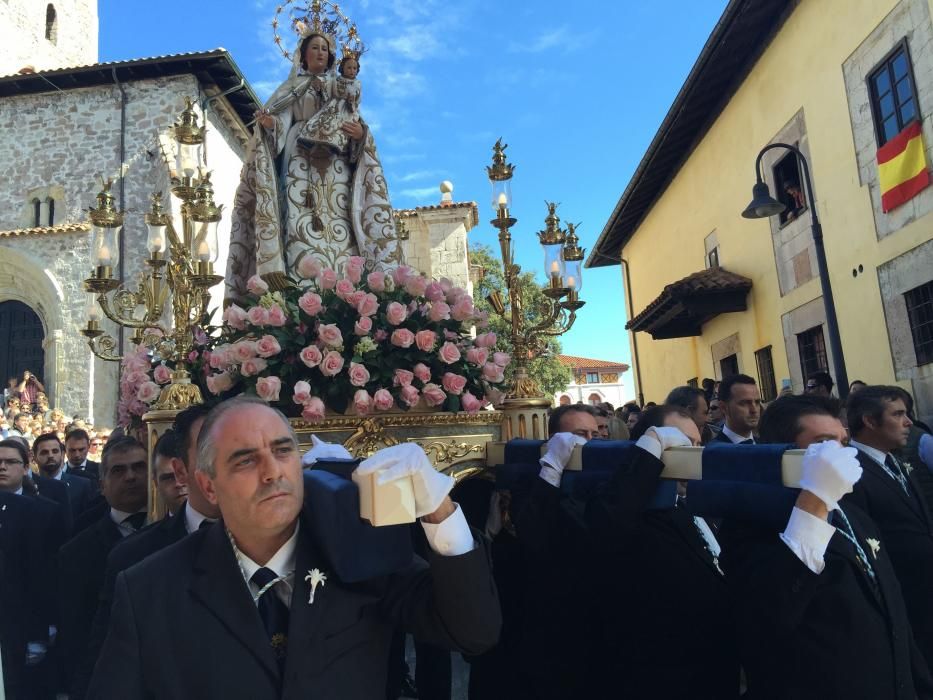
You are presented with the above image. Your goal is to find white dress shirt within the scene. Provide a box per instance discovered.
[780,507,837,574]
[721,424,755,444]
[848,440,889,469]
[184,502,217,534]
[233,505,475,610]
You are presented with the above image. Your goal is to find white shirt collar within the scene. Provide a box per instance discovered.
[235,521,300,583]
[849,440,889,467]
[184,501,217,534]
[722,424,754,444]
[14,486,22,496]
[110,507,147,537]
[51,465,65,480]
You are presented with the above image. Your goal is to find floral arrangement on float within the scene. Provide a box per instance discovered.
[208,256,510,422]
[117,328,213,428]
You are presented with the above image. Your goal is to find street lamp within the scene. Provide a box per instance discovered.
[742,142,849,398]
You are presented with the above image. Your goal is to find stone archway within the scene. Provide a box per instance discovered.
[0,246,65,410]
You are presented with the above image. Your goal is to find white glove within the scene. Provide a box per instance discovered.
[302,434,353,467]
[636,426,692,460]
[798,440,863,511]
[920,433,933,471]
[539,432,588,486]
[356,443,455,518]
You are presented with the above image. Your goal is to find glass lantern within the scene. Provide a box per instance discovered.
[562,223,586,293]
[491,178,512,214]
[85,292,101,323]
[543,242,564,286]
[92,223,121,272]
[175,141,202,179]
[192,221,219,263]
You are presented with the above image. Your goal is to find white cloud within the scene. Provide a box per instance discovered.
[509,27,568,53]
[399,186,440,199]
[398,169,441,183]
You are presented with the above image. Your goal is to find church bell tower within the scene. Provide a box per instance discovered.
[0,0,98,76]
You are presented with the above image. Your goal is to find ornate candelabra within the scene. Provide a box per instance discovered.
[485,140,585,432]
[81,98,223,410]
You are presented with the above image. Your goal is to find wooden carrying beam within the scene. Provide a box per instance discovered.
[484,442,808,488]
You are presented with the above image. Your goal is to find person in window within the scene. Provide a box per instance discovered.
[783,180,806,222]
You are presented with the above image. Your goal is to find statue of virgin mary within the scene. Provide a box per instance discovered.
[225,10,400,300]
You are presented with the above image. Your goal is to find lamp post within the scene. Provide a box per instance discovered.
[742,142,849,398]
[485,139,585,437]
[81,97,223,411]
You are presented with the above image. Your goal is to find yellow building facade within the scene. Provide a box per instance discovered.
[589,0,933,423]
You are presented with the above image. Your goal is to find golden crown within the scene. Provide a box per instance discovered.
[271,0,364,63]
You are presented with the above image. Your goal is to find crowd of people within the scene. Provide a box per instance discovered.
[2,368,933,699]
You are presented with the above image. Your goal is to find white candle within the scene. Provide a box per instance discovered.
[97,245,112,266]
[567,276,576,289]
[498,193,508,207]
[148,236,164,253]
[196,240,211,262]
[550,260,560,277]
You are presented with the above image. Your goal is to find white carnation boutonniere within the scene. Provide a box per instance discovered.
[866,538,882,559]
[305,568,327,605]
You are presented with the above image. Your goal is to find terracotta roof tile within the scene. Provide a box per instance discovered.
[0,222,90,237]
[558,354,630,371]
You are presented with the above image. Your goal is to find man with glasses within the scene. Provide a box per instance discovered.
[805,371,835,398]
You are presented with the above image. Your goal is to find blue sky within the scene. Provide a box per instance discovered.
[99,0,728,378]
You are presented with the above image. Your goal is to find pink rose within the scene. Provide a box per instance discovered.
[240,357,269,377]
[399,384,420,408]
[354,316,373,336]
[424,281,445,302]
[209,346,229,369]
[345,256,365,284]
[293,380,312,404]
[348,362,371,387]
[247,306,269,326]
[391,329,415,348]
[466,347,489,367]
[405,275,428,297]
[320,351,345,377]
[392,265,413,286]
[297,256,322,279]
[356,293,379,317]
[366,271,386,292]
[461,391,483,413]
[413,363,431,383]
[446,286,466,303]
[373,389,394,411]
[474,310,490,328]
[438,341,461,364]
[153,364,172,385]
[353,389,372,416]
[188,350,199,364]
[493,352,511,367]
[136,381,161,404]
[222,303,248,330]
[246,275,269,295]
[266,304,287,327]
[374,329,388,342]
[302,396,326,422]
[415,329,437,352]
[442,372,467,395]
[300,345,323,368]
[206,372,234,395]
[474,332,497,348]
[335,278,355,300]
[298,292,323,316]
[422,383,447,407]
[394,369,414,387]
[450,296,475,322]
[255,335,282,358]
[318,268,338,289]
[428,302,450,322]
[385,301,407,326]
[318,323,343,348]
[256,376,281,402]
[346,290,366,308]
[232,341,257,363]
[482,362,504,383]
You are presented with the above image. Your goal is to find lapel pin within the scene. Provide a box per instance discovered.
[305,568,327,605]
[866,537,881,559]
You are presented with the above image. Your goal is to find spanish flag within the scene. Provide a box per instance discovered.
[878,121,931,212]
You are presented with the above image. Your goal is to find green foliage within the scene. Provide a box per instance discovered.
[470,244,572,397]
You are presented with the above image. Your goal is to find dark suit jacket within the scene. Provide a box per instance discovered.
[514,447,739,699]
[32,472,74,535]
[584,447,739,699]
[41,471,94,522]
[88,513,500,700]
[68,460,100,486]
[719,504,933,699]
[21,490,68,628]
[73,505,192,699]
[0,492,46,695]
[710,430,754,445]
[843,449,933,668]
[58,511,123,690]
